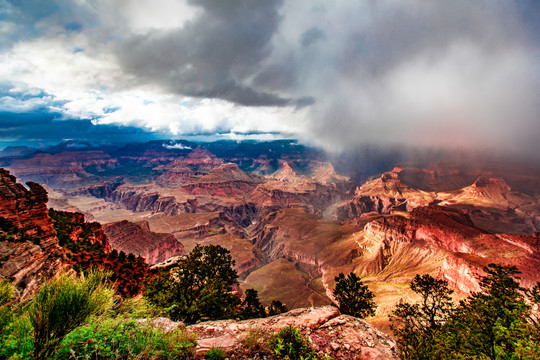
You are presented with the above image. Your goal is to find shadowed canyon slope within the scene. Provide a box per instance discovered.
[2,141,540,328]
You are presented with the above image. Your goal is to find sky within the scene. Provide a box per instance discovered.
[0,0,539,156]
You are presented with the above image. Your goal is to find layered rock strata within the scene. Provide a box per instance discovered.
[103,220,184,265]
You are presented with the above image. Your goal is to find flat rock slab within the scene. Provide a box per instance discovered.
[149,306,400,359]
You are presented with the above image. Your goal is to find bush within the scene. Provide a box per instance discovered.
[240,327,271,353]
[27,270,114,360]
[268,325,317,360]
[240,288,266,319]
[55,316,197,360]
[390,264,540,360]
[332,272,376,318]
[0,314,33,359]
[205,347,227,360]
[267,299,288,316]
[0,279,15,335]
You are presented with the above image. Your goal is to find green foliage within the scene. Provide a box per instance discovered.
[332,272,376,318]
[241,327,271,353]
[27,270,115,360]
[390,274,454,359]
[0,279,15,336]
[439,264,536,360]
[205,347,227,360]
[145,244,241,323]
[268,325,317,360]
[0,314,33,360]
[240,288,266,319]
[391,264,540,360]
[267,299,288,316]
[55,316,196,360]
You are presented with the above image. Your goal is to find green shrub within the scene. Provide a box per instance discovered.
[55,316,197,360]
[0,279,15,335]
[333,272,376,318]
[267,299,288,316]
[240,288,265,319]
[268,325,317,360]
[0,314,34,360]
[27,270,115,360]
[205,347,227,360]
[240,327,270,353]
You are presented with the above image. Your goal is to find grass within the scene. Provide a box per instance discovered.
[28,270,115,360]
[56,316,196,360]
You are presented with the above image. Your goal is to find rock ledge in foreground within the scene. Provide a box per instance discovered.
[153,306,401,359]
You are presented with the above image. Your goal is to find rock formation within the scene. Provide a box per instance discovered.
[0,169,55,240]
[0,169,62,297]
[150,306,401,359]
[103,220,184,265]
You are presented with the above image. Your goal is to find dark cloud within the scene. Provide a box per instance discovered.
[300,27,325,47]
[116,0,299,106]
[0,111,156,148]
[284,0,540,156]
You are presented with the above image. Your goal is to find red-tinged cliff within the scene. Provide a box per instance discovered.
[0,169,150,298]
[336,168,436,221]
[3,151,118,188]
[103,220,184,265]
[361,205,540,292]
[0,169,56,240]
[155,147,223,187]
[0,169,63,297]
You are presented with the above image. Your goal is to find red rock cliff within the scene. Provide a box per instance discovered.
[0,169,55,240]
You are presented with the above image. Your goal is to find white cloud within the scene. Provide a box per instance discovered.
[0,32,303,139]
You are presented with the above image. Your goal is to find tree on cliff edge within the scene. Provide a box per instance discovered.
[332,272,376,318]
[144,244,240,323]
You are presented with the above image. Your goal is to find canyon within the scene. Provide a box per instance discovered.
[1,140,540,330]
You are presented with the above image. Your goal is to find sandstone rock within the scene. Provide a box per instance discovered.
[0,169,64,296]
[103,220,184,265]
[0,169,55,240]
[149,306,400,359]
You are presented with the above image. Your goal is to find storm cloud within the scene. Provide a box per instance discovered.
[1,0,539,156]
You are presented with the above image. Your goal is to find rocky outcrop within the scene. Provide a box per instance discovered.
[0,169,55,240]
[364,217,415,243]
[0,169,63,297]
[103,220,184,265]
[337,195,408,220]
[451,176,535,209]
[150,306,400,359]
[361,205,540,293]
[51,210,112,253]
[0,238,64,298]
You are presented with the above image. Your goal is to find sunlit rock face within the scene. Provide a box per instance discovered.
[151,306,401,360]
[103,220,184,265]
